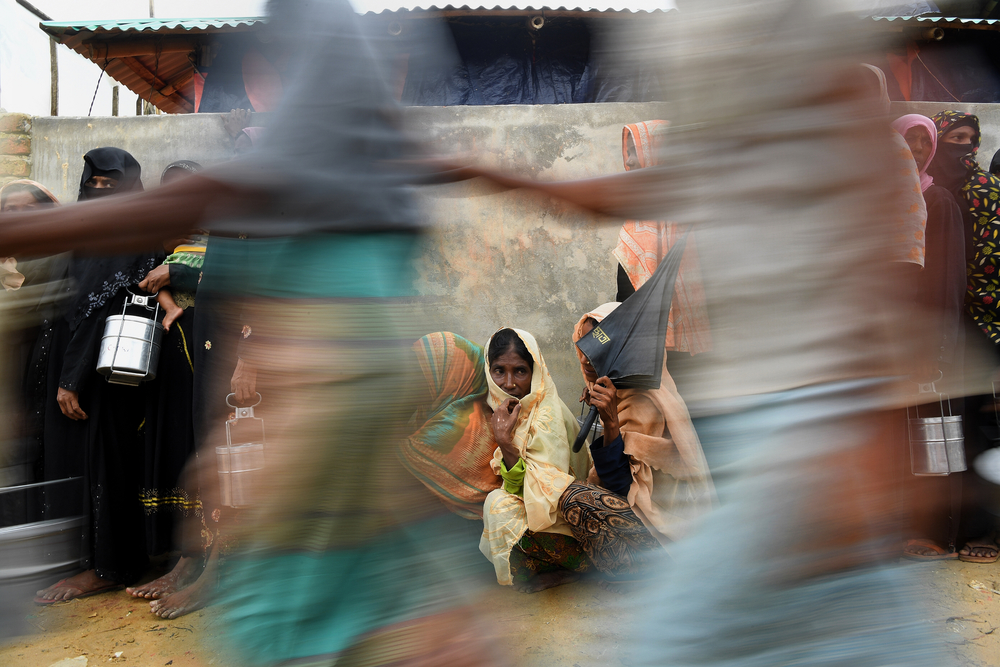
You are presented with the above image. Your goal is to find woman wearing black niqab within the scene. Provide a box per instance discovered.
[33,147,163,603]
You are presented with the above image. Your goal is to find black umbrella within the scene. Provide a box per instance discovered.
[573,230,689,452]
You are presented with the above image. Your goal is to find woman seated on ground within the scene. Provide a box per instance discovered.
[559,303,714,582]
[480,328,590,592]
[401,331,504,519]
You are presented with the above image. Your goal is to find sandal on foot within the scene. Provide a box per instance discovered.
[33,579,123,605]
[902,539,958,561]
[959,541,1000,564]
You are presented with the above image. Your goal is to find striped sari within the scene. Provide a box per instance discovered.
[401,332,502,519]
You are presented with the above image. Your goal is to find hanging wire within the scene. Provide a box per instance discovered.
[87,57,110,117]
[915,53,961,103]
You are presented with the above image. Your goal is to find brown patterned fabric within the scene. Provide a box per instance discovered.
[558,482,663,580]
[508,531,590,585]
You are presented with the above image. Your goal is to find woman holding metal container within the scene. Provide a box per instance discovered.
[32,148,163,603]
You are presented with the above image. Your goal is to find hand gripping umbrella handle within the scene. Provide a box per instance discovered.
[573,405,599,453]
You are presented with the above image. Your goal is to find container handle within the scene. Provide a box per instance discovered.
[227,392,262,409]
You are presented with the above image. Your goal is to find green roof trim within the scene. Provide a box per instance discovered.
[40,17,265,35]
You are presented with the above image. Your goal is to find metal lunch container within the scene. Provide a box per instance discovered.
[217,393,266,508]
[907,382,966,476]
[95,290,163,386]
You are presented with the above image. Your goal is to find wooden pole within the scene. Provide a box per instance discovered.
[49,37,58,116]
[112,85,119,117]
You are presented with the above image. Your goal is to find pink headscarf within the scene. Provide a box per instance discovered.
[891,114,937,192]
[239,126,266,146]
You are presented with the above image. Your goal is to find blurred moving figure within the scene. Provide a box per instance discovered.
[450,0,950,663]
[0,1,498,664]
[0,180,66,498]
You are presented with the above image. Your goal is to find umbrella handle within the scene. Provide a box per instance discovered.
[573,405,600,453]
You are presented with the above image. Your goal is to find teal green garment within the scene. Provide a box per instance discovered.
[218,515,481,666]
[500,457,526,496]
[198,233,418,299]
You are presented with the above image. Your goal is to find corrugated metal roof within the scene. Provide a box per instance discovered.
[38,7,666,114]
[37,19,264,114]
[352,0,673,13]
[39,17,263,35]
[870,15,1000,30]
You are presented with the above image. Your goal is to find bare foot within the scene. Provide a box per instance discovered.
[150,542,219,618]
[126,556,202,600]
[161,302,183,332]
[902,538,956,560]
[149,573,214,618]
[511,570,580,593]
[35,569,120,603]
[959,535,999,562]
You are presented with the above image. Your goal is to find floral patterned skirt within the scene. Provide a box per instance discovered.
[509,531,590,584]
[558,482,663,581]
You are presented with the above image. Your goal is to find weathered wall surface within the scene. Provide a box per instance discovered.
[26,104,660,397]
[20,101,1000,398]
[407,103,661,396]
[30,114,249,201]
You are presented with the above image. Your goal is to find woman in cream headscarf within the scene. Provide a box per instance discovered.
[479,327,590,592]
[563,302,714,571]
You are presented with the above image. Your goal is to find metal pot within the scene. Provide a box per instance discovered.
[217,393,266,508]
[95,290,163,386]
[0,478,84,638]
[907,383,966,476]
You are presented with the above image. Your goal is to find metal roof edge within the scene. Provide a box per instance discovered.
[39,17,265,36]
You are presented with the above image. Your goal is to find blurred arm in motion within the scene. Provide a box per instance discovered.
[0,174,261,257]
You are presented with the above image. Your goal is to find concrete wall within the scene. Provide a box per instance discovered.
[25,104,659,397]
[17,101,1000,399]
[30,114,252,201]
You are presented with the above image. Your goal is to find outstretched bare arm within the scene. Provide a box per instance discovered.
[429,161,676,222]
[0,174,260,257]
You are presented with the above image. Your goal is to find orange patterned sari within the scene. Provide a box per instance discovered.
[613,121,712,355]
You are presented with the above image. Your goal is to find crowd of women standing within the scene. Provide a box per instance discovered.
[11,110,1000,604]
[890,106,1000,565]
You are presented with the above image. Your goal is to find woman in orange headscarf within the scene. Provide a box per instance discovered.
[613,121,712,356]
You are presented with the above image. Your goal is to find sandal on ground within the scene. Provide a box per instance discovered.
[959,539,1000,564]
[33,578,123,605]
[902,539,958,561]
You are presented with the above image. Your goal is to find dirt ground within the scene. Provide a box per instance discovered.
[2,558,999,667]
